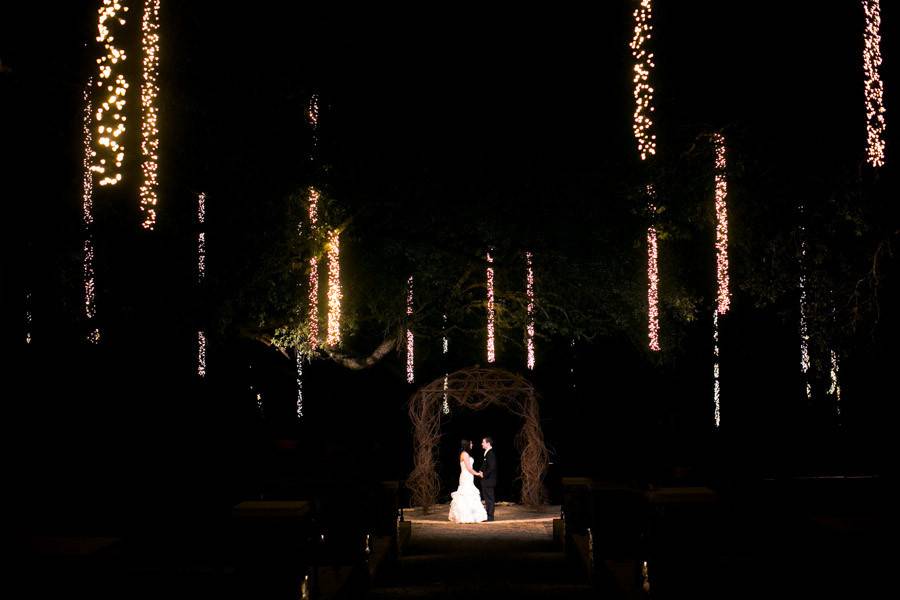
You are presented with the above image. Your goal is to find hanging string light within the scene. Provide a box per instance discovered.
[197,331,207,378]
[486,252,496,363]
[139,0,160,229]
[92,0,129,186]
[197,192,206,377]
[307,187,320,347]
[862,0,887,167]
[829,349,842,416]
[630,0,657,161]
[25,290,32,345]
[442,313,450,414]
[713,134,730,314]
[525,251,536,370]
[646,189,660,352]
[713,309,721,428]
[295,351,304,419]
[799,224,812,401]
[632,1,661,351]
[326,229,342,346]
[308,94,320,158]
[82,80,100,344]
[406,275,415,383]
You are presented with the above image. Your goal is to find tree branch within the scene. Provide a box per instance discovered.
[323,335,399,370]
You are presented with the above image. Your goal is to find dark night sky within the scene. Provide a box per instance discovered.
[1,2,896,518]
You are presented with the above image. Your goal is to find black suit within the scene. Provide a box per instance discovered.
[481,449,497,521]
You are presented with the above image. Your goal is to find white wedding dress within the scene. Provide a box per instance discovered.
[448,453,488,523]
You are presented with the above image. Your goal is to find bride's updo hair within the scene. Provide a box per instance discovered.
[460,439,472,452]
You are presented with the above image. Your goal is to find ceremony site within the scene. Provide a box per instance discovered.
[3,1,893,598]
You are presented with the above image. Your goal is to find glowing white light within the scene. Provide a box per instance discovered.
[295,351,304,419]
[647,221,660,352]
[799,225,811,401]
[139,0,160,229]
[307,187,321,347]
[308,94,319,158]
[92,0,129,186]
[486,252,496,363]
[525,251,536,370]
[862,0,887,167]
[630,0,657,161]
[326,229,341,346]
[829,349,842,416]
[713,133,730,314]
[406,275,414,383]
[256,392,263,413]
[442,375,450,415]
[197,330,207,377]
[197,191,206,224]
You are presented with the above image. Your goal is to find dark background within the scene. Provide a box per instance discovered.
[1,2,896,532]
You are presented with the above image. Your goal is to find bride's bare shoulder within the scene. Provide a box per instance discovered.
[459,451,469,461]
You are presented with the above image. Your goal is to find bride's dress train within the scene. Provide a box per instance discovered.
[448,454,488,523]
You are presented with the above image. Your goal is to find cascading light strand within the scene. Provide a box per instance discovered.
[630,0,657,161]
[713,133,730,314]
[25,290,32,345]
[713,309,721,428]
[326,229,342,346]
[442,313,450,414]
[92,0,129,186]
[139,0,160,229]
[83,79,100,344]
[307,187,320,347]
[525,251,536,370]
[486,252,496,363]
[406,275,415,383]
[799,223,811,401]
[197,331,207,377]
[646,187,660,352]
[197,192,206,377]
[862,0,887,167]
[295,351,304,419]
[829,349,842,416]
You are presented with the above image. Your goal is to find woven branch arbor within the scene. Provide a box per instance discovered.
[407,367,549,512]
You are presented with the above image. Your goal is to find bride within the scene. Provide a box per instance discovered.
[448,439,488,523]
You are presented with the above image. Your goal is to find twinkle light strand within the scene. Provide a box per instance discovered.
[525,251,536,370]
[326,229,342,346]
[308,94,320,159]
[713,309,721,428]
[862,0,887,167]
[713,133,730,314]
[139,0,160,228]
[829,349,842,416]
[307,188,320,347]
[197,192,206,282]
[197,330,207,377]
[799,224,812,401]
[25,290,32,345]
[82,80,100,343]
[296,351,304,419]
[486,252,496,363]
[91,0,129,186]
[442,313,450,414]
[646,189,660,352]
[630,0,657,161]
[406,275,415,383]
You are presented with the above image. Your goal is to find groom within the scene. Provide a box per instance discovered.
[477,437,497,521]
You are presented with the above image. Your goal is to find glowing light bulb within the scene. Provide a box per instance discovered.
[862,0,887,167]
[486,252,496,363]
